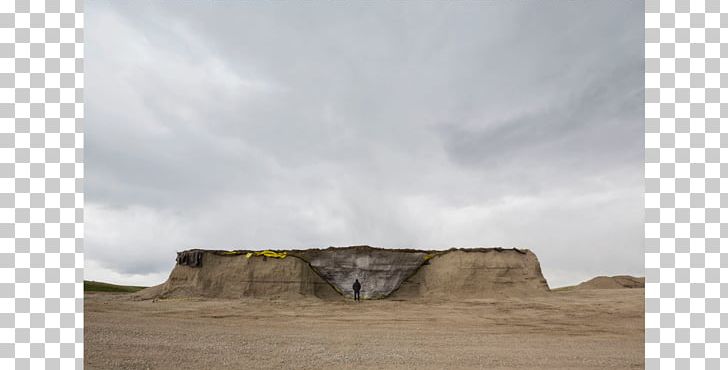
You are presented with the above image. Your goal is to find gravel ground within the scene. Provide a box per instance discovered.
[85,289,644,369]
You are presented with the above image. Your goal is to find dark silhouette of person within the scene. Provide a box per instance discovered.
[352,279,361,302]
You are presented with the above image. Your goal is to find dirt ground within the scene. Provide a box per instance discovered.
[85,289,644,369]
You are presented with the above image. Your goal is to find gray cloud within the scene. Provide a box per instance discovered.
[86,1,643,288]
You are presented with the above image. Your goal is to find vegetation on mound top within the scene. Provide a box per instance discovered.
[84,280,147,293]
[179,245,530,256]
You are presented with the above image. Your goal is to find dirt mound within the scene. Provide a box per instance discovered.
[574,275,644,290]
[135,252,338,300]
[138,246,551,301]
[392,249,550,299]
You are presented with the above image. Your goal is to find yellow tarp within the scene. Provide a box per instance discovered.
[220,251,243,255]
[245,250,287,259]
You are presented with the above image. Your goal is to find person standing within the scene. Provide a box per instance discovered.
[352,279,361,302]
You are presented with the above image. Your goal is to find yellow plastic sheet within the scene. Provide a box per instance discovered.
[221,251,243,255]
[245,250,287,259]
[424,254,435,261]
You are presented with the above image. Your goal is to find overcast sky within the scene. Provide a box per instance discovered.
[85,1,643,288]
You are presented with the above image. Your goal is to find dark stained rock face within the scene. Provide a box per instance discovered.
[295,246,429,299]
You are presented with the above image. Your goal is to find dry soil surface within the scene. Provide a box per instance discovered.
[85,289,644,369]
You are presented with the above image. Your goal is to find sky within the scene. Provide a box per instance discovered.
[85,1,643,288]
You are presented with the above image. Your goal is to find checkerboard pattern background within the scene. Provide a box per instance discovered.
[645,0,727,369]
[0,1,84,369]
[0,0,725,368]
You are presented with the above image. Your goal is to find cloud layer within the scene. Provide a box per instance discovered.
[86,1,643,288]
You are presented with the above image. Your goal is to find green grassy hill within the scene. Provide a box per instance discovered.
[84,280,147,293]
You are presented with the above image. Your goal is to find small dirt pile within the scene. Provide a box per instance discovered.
[135,251,338,300]
[392,249,550,299]
[573,275,645,290]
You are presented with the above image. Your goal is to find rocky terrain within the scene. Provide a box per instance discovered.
[86,288,644,369]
